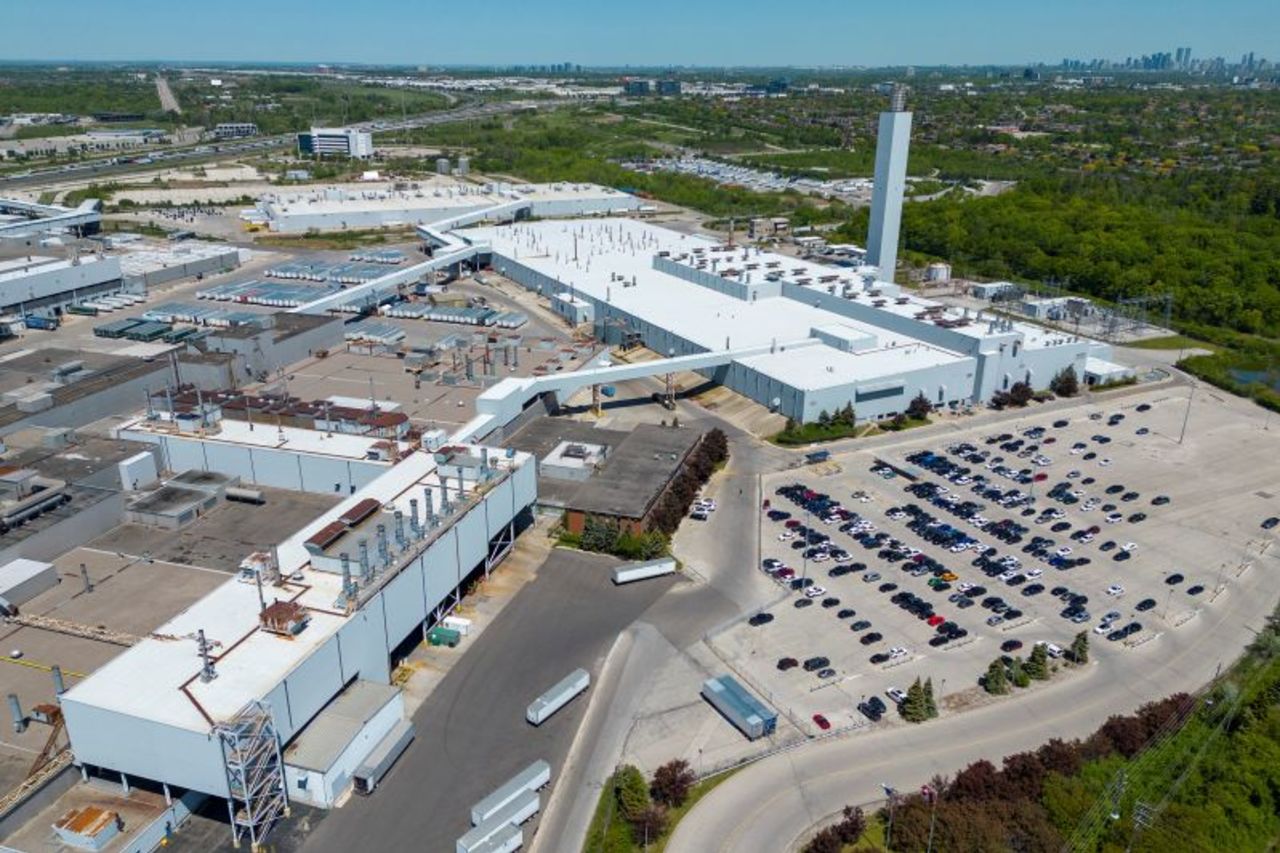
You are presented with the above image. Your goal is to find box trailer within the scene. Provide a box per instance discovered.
[470,760,551,826]
[0,559,58,608]
[352,719,415,795]
[469,823,521,853]
[456,790,538,853]
[611,558,677,585]
[526,668,590,726]
[702,675,777,741]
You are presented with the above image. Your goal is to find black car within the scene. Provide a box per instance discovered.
[879,582,899,593]
[803,656,830,672]
[1135,598,1157,612]
[1050,585,1068,597]
[1165,573,1185,585]
[1106,484,1125,495]
[1122,491,1140,502]
[822,597,841,608]
[795,598,814,609]
[1051,521,1072,533]
[1113,551,1132,562]
[1053,419,1069,428]
[851,620,872,631]
[1001,639,1024,652]
[929,635,951,647]
[1021,583,1045,596]
[777,657,799,671]
[1152,495,1171,506]
[860,631,884,645]
[748,612,774,627]
[1128,513,1147,523]
[1136,403,1151,412]
[1186,585,1205,596]
[1100,541,1117,552]
[837,608,857,619]
[869,652,891,665]
[1263,517,1280,530]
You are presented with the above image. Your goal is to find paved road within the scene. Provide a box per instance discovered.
[156,76,181,114]
[291,549,675,853]
[0,100,541,192]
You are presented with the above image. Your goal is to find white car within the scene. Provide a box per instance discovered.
[1093,623,1113,635]
[778,531,796,541]
[1025,568,1043,579]
[1099,458,1113,467]
[1105,513,1124,524]
[1120,542,1138,553]
[958,581,976,592]
[886,687,908,704]
[810,552,830,563]
[697,499,718,512]
[1105,584,1125,596]
[1055,546,1073,557]
[804,585,828,598]
[888,647,908,659]
[1079,533,1096,543]
[999,569,1018,582]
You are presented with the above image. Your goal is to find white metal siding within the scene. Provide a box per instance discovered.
[282,637,345,737]
[382,560,428,643]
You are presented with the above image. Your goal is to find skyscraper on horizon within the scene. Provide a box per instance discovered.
[867,84,912,284]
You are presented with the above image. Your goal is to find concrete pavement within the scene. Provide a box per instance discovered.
[666,385,1280,851]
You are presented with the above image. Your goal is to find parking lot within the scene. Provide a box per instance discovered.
[713,385,1280,735]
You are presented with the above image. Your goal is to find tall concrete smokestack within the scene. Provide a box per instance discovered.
[867,84,912,285]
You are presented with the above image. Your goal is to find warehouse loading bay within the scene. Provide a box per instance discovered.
[709,386,1280,738]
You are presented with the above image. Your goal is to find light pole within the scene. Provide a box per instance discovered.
[923,784,940,853]
[1177,380,1197,445]
[883,784,898,849]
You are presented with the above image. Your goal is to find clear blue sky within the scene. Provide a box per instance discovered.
[4,0,1275,67]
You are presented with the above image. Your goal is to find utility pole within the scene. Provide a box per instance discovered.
[1177,380,1196,445]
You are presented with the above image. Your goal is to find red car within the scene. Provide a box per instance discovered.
[927,614,945,627]
[785,519,803,529]
[776,568,796,579]
[812,713,831,731]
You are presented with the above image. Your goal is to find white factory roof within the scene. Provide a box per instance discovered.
[471,220,909,354]
[116,242,242,277]
[62,444,530,734]
[0,253,118,283]
[738,341,970,391]
[261,180,633,218]
[119,416,409,462]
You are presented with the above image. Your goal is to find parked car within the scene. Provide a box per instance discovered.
[812,713,831,731]
[777,657,799,671]
[748,612,774,627]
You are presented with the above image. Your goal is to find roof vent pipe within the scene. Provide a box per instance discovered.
[409,499,420,536]
[394,510,406,548]
[358,538,371,580]
[376,523,390,567]
[423,488,435,524]
[340,553,353,597]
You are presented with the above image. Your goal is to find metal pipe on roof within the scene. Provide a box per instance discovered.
[423,488,435,524]
[409,499,420,537]
[7,695,25,733]
[80,563,93,594]
[340,552,353,598]
[394,510,406,548]
[376,523,390,567]
[358,538,371,580]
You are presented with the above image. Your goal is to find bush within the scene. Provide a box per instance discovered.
[650,759,696,807]
[628,804,668,844]
[612,764,650,822]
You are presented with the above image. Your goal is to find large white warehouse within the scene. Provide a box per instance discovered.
[61,442,536,845]
[467,219,1114,424]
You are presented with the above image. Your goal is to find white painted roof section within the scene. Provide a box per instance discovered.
[469,220,905,353]
[737,342,969,391]
[119,416,407,462]
[62,444,532,733]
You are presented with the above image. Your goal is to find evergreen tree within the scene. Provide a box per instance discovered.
[1010,656,1031,688]
[818,409,832,426]
[1026,643,1050,680]
[902,677,929,722]
[613,764,650,822]
[985,659,1010,694]
[907,392,933,420]
[924,677,939,718]
[1050,365,1080,397]
[1071,631,1090,664]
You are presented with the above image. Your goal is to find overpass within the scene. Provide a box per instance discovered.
[451,338,823,443]
[0,197,102,237]
[289,198,534,316]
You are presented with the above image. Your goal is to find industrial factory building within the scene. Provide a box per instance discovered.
[0,253,124,318]
[251,179,642,233]
[60,441,536,846]
[467,218,1115,424]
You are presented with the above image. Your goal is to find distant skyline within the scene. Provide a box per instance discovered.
[3,0,1276,68]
